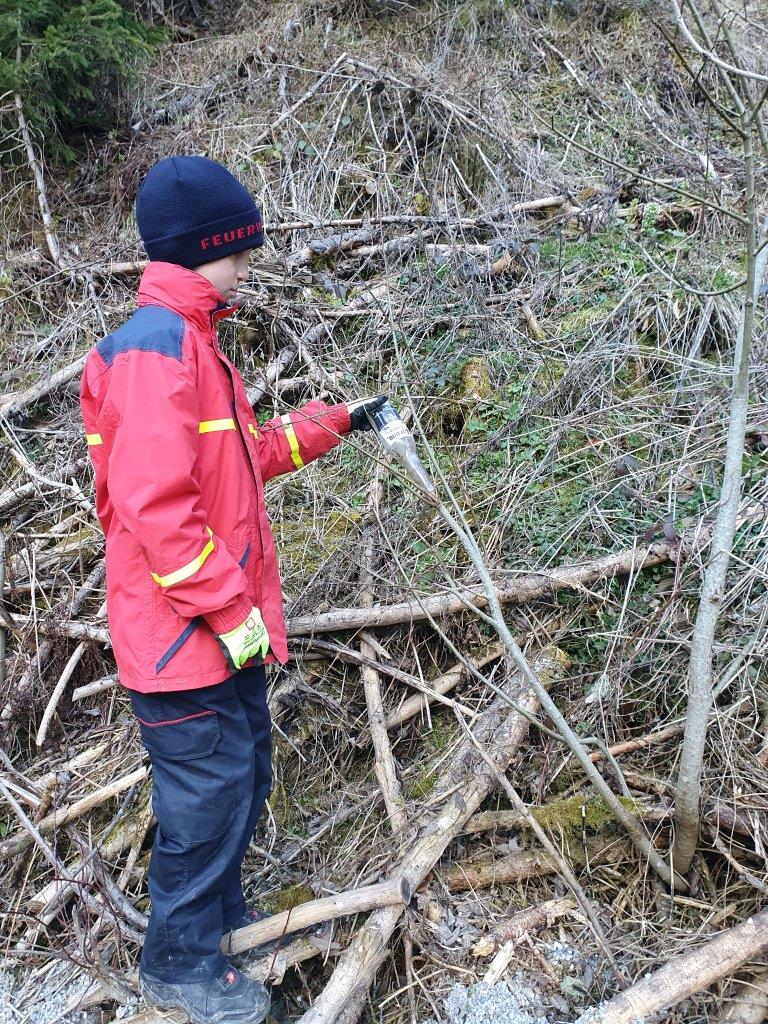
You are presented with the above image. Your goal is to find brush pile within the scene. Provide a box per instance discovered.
[1,2,767,1022]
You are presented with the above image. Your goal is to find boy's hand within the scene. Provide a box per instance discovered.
[217,607,270,670]
[346,395,388,432]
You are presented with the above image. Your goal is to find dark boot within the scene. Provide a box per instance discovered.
[140,964,270,1024]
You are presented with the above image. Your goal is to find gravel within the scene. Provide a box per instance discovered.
[424,978,548,1024]
[0,963,90,1024]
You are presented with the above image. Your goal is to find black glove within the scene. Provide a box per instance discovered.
[346,395,388,432]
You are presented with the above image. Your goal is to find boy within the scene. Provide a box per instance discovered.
[80,155,384,1024]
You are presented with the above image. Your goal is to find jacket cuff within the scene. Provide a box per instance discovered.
[328,402,352,436]
[204,593,254,635]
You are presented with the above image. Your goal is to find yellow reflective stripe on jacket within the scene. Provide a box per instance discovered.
[199,418,235,434]
[280,414,304,469]
[151,527,215,588]
[86,433,102,446]
[248,423,258,438]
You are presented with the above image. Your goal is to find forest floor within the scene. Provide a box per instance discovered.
[0,1,767,1022]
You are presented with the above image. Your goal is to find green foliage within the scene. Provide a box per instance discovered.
[0,0,155,160]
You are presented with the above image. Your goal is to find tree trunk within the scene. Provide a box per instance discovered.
[673,126,768,874]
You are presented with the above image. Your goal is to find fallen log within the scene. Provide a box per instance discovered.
[284,648,565,1024]
[472,897,577,957]
[578,907,768,1024]
[462,799,669,836]
[28,796,152,922]
[1,561,106,729]
[245,341,298,407]
[20,505,765,660]
[358,465,408,834]
[717,968,768,1023]
[71,674,118,701]
[222,649,563,960]
[0,353,87,419]
[9,541,680,647]
[437,836,627,893]
[218,839,627,965]
[0,766,148,862]
[286,501,765,636]
[303,639,478,724]
[385,645,504,730]
[0,457,90,517]
[6,615,110,645]
[36,597,106,745]
[7,194,573,278]
[223,879,403,953]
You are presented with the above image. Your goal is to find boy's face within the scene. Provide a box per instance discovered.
[193,248,254,304]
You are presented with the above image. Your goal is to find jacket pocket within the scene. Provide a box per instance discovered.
[153,542,253,675]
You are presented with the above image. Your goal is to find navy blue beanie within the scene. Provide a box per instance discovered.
[135,155,264,268]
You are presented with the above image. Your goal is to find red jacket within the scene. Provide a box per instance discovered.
[80,262,351,693]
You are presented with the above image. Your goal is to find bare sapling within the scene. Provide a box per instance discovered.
[670,0,768,875]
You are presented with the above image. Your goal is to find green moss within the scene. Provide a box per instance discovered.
[405,769,439,800]
[404,717,461,799]
[266,775,291,831]
[427,717,459,753]
[532,794,643,833]
[275,509,362,576]
[558,302,616,335]
[262,883,314,914]
[536,646,572,686]
[101,781,152,848]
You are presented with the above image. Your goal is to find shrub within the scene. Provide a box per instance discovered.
[0,0,155,160]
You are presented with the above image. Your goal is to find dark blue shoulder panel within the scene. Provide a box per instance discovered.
[97,305,184,367]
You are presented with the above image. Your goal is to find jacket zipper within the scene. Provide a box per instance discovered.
[209,316,260,491]
[209,322,273,564]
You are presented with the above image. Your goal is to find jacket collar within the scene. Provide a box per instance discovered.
[137,261,238,333]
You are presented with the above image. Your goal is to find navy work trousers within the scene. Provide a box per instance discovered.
[129,666,272,983]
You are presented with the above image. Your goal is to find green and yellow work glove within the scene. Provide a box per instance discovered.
[217,606,270,671]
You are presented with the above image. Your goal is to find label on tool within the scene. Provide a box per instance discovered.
[378,419,410,443]
[370,400,409,442]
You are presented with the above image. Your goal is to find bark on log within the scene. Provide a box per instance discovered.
[218,839,626,964]
[462,801,669,836]
[285,538,691,637]
[6,615,110,645]
[718,969,768,1023]
[222,880,403,954]
[71,674,119,701]
[472,897,576,957]
[436,837,627,893]
[9,193,572,276]
[0,457,89,517]
[0,354,87,419]
[358,465,408,833]
[2,561,106,729]
[578,907,768,1024]
[385,646,503,730]
[16,507,765,657]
